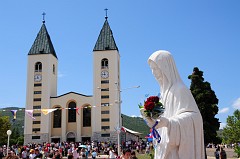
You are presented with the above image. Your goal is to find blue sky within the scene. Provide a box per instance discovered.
[0,1,240,129]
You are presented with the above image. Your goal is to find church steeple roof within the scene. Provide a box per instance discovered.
[93,18,118,51]
[28,22,57,58]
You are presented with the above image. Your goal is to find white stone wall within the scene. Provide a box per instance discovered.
[24,133,49,145]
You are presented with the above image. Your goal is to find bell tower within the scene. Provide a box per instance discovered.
[92,14,121,142]
[24,19,58,144]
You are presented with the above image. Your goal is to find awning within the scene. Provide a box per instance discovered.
[122,126,142,135]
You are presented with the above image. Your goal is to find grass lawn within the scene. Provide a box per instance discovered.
[136,150,154,159]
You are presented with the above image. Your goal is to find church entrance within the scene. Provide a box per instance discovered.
[82,137,91,143]
[67,137,75,143]
[66,132,76,142]
[51,138,60,143]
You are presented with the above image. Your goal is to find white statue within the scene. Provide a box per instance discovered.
[146,50,205,159]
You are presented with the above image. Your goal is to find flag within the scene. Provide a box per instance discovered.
[145,132,153,142]
[145,132,153,139]
[25,110,36,120]
[11,110,17,119]
[76,108,80,115]
[121,127,127,133]
[11,110,17,122]
[41,109,57,115]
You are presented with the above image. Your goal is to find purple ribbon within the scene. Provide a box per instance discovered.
[152,121,161,143]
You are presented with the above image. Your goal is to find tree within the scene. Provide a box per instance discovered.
[0,116,11,145]
[10,127,22,145]
[188,67,220,145]
[222,109,240,144]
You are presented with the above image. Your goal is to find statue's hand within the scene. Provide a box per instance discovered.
[145,117,169,129]
[145,117,156,128]
[157,117,169,128]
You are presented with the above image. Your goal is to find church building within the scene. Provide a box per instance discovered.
[24,15,122,144]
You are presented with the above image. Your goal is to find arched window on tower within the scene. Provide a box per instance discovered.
[35,62,42,72]
[83,106,91,127]
[53,106,61,128]
[53,64,55,74]
[101,58,108,69]
[68,101,76,122]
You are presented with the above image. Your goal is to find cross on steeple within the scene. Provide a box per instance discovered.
[42,12,46,23]
[104,8,108,19]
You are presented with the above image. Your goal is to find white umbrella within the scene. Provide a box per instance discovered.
[79,145,87,148]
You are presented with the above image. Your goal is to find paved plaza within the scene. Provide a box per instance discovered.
[206,148,237,159]
[61,148,238,158]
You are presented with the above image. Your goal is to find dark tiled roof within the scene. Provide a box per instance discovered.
[50,91,93,98]
[93,19,118,51]
[28,23,57,58]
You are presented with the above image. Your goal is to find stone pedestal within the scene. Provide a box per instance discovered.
[92,131,123,143]
[24,133,49,145]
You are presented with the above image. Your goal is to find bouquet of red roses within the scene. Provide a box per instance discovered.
[139,96,165,119]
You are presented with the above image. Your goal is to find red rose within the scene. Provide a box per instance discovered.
[144,101,155,110]
[146,96,159,103]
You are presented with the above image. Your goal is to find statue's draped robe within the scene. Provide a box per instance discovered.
[148,51,205,159]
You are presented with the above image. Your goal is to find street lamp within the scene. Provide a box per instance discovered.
[115,84,140,156]
[6,130,12,155]
[97,84,140,156]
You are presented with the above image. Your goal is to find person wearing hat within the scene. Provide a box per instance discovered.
[29,149,36,159]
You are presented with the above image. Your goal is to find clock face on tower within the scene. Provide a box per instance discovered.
[101,70,109,79]
[34,74,42,82]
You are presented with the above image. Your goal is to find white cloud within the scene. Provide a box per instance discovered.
[131,115,137,118]
[220,122,226,129]
[218,107,229,114]
[232,98,240,109]
[58,71,66,78]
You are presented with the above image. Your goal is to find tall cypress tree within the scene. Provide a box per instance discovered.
[188,67,220,145]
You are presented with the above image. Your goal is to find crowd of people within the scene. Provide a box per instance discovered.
[0,140,152,159]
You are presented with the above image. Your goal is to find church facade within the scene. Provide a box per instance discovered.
[24,16,122,144]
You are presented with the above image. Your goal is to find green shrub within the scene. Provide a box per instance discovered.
[234,146,240,158]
